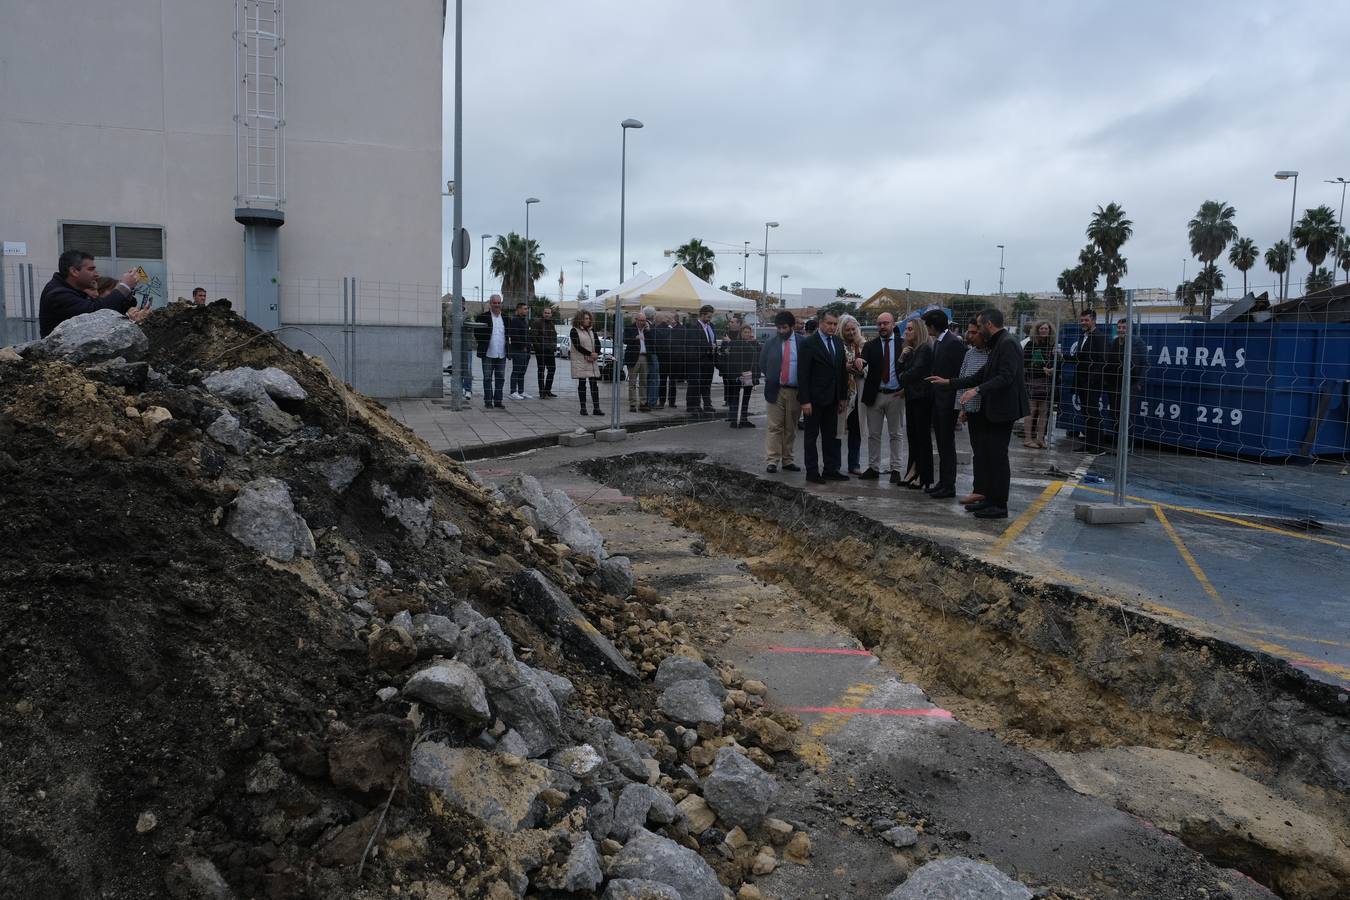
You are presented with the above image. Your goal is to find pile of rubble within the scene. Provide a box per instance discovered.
[0,305,814,899]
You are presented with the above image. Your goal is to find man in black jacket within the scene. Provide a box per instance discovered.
[682,304,718,413]
[925,309,967,499]
[623,312,653,412]
[39,250,144,336]
[797,310,849,484]
[858,312,905,482]
[506,301,532,399]
[474,294,508,408]
[530,305,559,398]
[649,313,676,408]
[928,307,1029,519]
[1071,309,1108,451]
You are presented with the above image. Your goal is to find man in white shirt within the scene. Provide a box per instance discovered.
[474,294,508,408]
[858,312,906,481]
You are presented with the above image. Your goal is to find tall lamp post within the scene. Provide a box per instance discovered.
[607,117,643,436]
[996,244,1006,296]
[1275,171,1298,301]
[760,221,779,310]
[524,198,540,306]
[779,273,789,301]
[447,0,465,410]
[1327,177,1348,283]
[479,233,491,304]
[576,259,588,300]
[906,272,912,291]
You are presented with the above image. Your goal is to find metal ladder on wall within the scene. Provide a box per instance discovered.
[234,0,285,212]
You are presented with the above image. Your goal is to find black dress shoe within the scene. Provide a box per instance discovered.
[824,472,849,481]
[766,464,778,473]
[889,471,903,484]
[493,402,505,409]
[972,504,1009,519]
[781,463,801,472]
[928,487,956,499]
[964,499,994,512]
[858,468,880,480]
[741,420,756,428]
[806,472,826,484]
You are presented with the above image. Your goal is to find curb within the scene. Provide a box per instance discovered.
[446,412,734,462]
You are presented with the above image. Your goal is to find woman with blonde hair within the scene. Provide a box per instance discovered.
[897,316,935,488]
[569,310,603,416]
[1023,320,1058,448]
[836,313,867,474]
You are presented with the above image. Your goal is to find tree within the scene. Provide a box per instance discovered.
[1227,236,1259,296]
[1075,245,1102,308]
[489,232,546,302]
[673,238,716,282]
[818,300,858,319]
[1192,264,1224,309]
[1057,268,1079,316]
[729,281,744,291]
[1086,202,1133,311]
[1012,291,1038,323]
[1339,246,1350,284]
[1187,200,1238,319]
[1292,205,1342,276]
[1305,267,1334,294]
[837,287,848,297]
[1175,280,1198,314]
[575,287,589,302]
[1265,241,1291,295]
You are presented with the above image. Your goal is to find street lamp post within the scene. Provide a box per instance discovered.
[997,244,1006,296]
[479,233,491,304]
[608,118,643,435]
[447,0,465,409]
[524,198,540,306]
[779,273,789,300]
[760,221,779,310]
[906,272,911,291]
[576,259,588,300]
[742,241,750,289]
[1327,177,1348,283]
[1275,171,1298,301]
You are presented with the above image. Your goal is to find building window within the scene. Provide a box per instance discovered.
[60,221,166,306]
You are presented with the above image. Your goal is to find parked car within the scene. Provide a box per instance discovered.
[555,333,571,358]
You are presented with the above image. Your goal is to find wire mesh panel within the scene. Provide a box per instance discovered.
[234,0,285,211]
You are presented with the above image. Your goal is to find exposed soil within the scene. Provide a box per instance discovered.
[584,452,1350,900]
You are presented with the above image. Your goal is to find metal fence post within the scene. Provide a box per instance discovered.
[0,263,9,348]
[1112,291,1135,505]
[1046,304,1061,448]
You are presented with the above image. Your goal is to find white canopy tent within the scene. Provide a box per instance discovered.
[577,269,655,312]
[582,264,755,314]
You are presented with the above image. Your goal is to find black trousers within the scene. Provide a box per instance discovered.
[535,352,556,393]
[727,383,754,423]
[976,417,1014,506]
[686,360,713,410]
[1078,384,1104,449]
[965,411,988,497]
[905,397,934,485]
[932,401,958,489]
[803,401,841,475]
[662,369,679,406]
[577,377,600,411]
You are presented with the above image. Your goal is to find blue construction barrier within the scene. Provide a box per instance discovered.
[1056,323,1350,459]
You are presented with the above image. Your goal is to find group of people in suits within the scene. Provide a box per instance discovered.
[758,305,1029,519]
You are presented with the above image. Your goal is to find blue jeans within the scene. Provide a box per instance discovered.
[482,356,506,404]
[647,356,661,406]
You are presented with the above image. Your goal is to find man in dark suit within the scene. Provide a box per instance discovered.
[1071,309,1109,451]
[858,311,904,482]
[682,304,718,413]
[927,307,1029,519]
[925,309,967,499]
[759,310,803,473]
[796,310,849,484]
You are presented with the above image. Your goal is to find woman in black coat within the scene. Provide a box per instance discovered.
[898,318,935,488]
[720,323,762,427]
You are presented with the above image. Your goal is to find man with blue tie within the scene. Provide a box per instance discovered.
[759,310,803,473]
[796,310,849,484]
[683,304,718,413]
[858,311,906,483]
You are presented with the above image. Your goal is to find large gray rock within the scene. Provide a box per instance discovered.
[313,454,364,493]
[598,555,635,598]
[203,366,306,404]
[602,879,681,900]
[240,395,300,438]
[657,680,725,727]
[702,747,777,830]
[164,857,236,900]
[559,833,603,893]
[654,656,726,699]
[225,478,315,561]
[545,487,606,560]
[205,410,255,454]
[511,569,638,681]
[410,613,460,655]
[456,617,564,756]
[40,309,148,365]
[402,660,490,727]
[611,783,682,842]
[553,744,605,779]
[885,857,1032,899]
[371,480,434,547]
[409,742,549,831]
[535,668,575,705]
[608,829,723,900]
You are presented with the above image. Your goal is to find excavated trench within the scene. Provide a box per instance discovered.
[583,452,1350,900]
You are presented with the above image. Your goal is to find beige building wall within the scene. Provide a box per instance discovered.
[0,0,444,395]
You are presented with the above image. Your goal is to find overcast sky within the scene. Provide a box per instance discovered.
[441,0,1349,302]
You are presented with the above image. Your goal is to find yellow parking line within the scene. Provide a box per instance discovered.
[1152,505,1232,621]
[1070,483,1350,551]
[796,682,875,772]
[992,481,1065,555]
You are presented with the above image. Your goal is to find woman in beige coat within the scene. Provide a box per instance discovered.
[569,310,603,415]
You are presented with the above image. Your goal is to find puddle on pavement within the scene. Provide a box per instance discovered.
[582,452,1350,900]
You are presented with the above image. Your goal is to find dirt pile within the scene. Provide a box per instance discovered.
[0,306,804,899]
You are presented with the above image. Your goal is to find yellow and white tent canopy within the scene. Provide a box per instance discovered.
[577,269,655,313]
[585,264,756,313]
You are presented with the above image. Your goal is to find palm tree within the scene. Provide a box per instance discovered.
[1187,200,1238,319]
[489,232,546,302]
[1192,264,1224,308]
[1057,268,1078,316]
[1305,268,1334,294]
[1086,203,1133,311]
[1075,245,1102,308]
[1227,237,1259,296]
[1339,245,1350,284]
[1265,241,1291,296]
[1292,205,1341,277]
[1175,280,1198,314]
[673,238,716,282]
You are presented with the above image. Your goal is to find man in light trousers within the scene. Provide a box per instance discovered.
[857,312,905,482]
[758,310,803,473]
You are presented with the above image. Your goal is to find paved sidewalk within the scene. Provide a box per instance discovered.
[383,368,766,459]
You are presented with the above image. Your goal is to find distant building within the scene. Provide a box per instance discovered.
[1,1,443,397]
